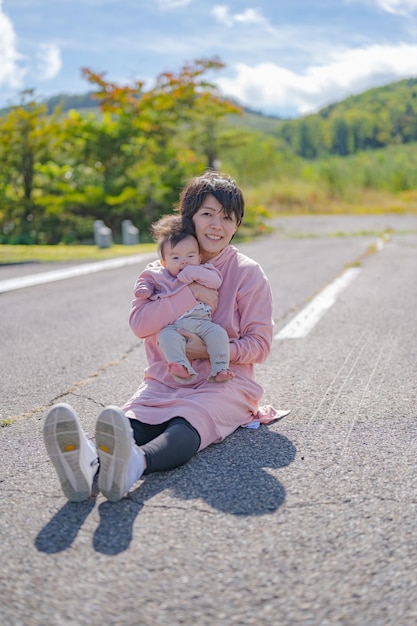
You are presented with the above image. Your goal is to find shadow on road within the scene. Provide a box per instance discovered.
[35,427,295,556]
[35,499,96,553]
[167,427,296,516]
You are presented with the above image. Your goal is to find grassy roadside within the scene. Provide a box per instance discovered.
[0,229,265,264]
[2,204,416,265]
[0,243,156,264]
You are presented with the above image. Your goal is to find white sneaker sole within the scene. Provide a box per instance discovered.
[96,406,133,502]
[43,404,93,502]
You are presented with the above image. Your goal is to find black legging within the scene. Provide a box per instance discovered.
[129,417,201,475]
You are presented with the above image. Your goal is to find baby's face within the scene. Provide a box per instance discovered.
[162,235,201,276]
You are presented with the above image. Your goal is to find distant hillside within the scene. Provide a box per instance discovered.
[43,91,98,114]
[275,77,417,158]
[225,108,283,134]
[0,90,283,130]
[0,91,98,116]
[318,77,417,119]
[40,93,284,133]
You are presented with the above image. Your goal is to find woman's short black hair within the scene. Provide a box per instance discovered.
[176,171,244,228]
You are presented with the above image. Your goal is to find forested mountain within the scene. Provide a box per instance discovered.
[0,91,98,116]
[276,78,417,158]
[43,91,97,114]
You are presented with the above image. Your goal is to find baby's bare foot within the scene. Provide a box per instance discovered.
[168,363,192,379]
[213,369,234,383]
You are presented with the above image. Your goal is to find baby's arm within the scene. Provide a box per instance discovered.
[177,263,222,289]
[133,277,153,299]
[133,267,161,300]
[134,285,152,299]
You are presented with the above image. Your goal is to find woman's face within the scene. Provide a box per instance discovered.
[192,194,239,263]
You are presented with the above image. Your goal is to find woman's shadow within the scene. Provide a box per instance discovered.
[35,426,295,555]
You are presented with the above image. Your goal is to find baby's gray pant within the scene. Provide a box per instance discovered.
[157,308,230,378]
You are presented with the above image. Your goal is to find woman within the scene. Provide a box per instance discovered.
[43,172,275,502]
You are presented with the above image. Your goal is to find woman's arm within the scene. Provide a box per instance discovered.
[129,279,220,339]
[129,287,198,339]
[228,264,274,365]
[182,262,274,365]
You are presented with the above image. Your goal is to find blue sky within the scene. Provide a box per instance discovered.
[2,0,417,117]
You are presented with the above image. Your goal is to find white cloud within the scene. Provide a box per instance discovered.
[0,2,26,89]
[36,43,62,80]
[211,5,273,29]
[234,8,269,25]
[211,5,233,26]
[216,43,417,116]
[0,1,62,103]
[356,0,417,15]
[156,0,192,8]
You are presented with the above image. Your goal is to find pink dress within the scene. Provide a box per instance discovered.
[122,245,274,450]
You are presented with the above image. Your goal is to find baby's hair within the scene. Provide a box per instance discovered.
[150,214,197,260]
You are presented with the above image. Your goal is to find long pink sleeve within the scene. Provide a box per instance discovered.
[215,255,273,365]
[130,287,198,338]
[177,263,222,289]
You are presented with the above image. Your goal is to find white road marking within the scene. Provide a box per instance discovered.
[275,267,362,339]
[375,237,385,251]
[0,253,156,294]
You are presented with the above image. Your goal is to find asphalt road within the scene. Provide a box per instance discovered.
[1,213,416,626]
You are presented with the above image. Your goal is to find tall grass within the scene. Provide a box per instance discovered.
[222,139,417,215]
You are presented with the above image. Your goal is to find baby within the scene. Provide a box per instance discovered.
[134,215,234,384]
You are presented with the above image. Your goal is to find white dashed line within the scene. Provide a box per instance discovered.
[275,266,362,340]
[0,253,156,294]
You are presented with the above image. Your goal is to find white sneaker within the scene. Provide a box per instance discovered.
[43,403,98,502]
[95,406,145,502]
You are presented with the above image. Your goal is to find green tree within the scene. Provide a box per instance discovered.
[0,90,60,243]
[77,58,241,235]
[0,58,243,244]
[329,115,354,156]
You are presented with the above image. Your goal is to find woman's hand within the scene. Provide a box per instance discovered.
[189,282,218,312]
[178,329,209,361]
